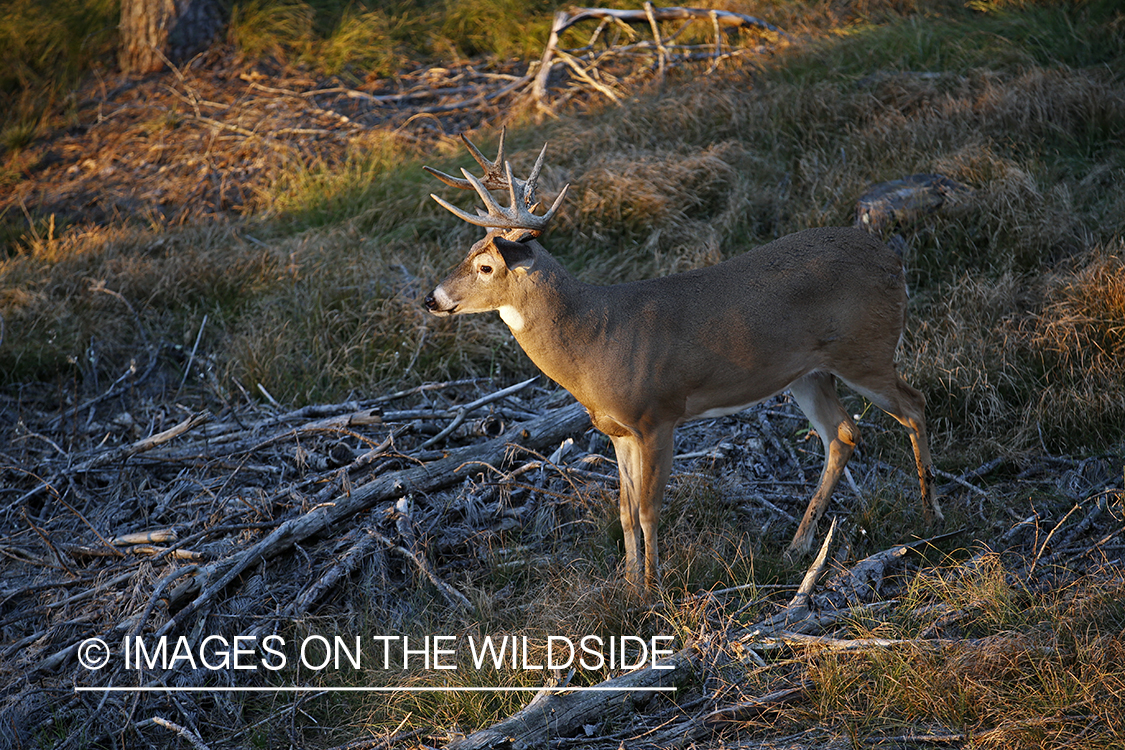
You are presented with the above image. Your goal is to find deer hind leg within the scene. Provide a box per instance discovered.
[609,429,673,591]
[786,371,860,557]
[842,370,942,526]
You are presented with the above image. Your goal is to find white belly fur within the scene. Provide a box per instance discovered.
[682,398,766,424]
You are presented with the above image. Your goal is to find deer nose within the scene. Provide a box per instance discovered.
[424,293,438,311]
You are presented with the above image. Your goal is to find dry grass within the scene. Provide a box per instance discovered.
[803,561,1125,749]
[6,31,1124,447]
[906,241,1125,459]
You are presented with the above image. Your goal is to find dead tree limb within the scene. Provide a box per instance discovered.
[532,6,789,109]
[553,6,789,38]
[446,643,702,750]
[158,402,590,636]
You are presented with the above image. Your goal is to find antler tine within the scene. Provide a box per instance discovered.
[422,165,472,191]
[539,183,569,223]
[503,161,521,216]
[427,133,569,232]
[422,130,509,191]
[462,167,511,221]
[429,192,488,226]
[428,167,541,231]
[523,142,549,207]
[461,129,506,175]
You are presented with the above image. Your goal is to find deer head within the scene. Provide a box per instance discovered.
[423,131,570,326]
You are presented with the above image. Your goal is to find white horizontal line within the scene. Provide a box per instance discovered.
[76,685,676,693]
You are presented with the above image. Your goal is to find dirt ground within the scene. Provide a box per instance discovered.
[3,51,526,232]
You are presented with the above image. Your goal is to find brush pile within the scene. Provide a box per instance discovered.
[0,376,585,746]
[2,371,1123,748]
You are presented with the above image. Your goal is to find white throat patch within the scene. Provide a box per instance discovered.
[497,305,525,332]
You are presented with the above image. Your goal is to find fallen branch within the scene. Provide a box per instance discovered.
[749,518,838,633]
[142,716,212,750]
[446,641,701,750]
[532,5,789,109]
[14,411,212,519]
[702,682,809,724]
[157,401,589,637]
[72,411,213,473]
[553,6,790,38]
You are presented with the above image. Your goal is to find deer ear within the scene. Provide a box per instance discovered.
[493,237,536,273]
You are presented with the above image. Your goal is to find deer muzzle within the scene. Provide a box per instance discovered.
[424,288,456,315]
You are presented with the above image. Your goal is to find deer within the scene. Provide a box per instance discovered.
[423,131,942,590]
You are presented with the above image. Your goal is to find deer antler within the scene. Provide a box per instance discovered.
[425,130,569,232]
[424,130,510,192]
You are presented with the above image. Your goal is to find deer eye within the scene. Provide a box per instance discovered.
[479,264,493,275]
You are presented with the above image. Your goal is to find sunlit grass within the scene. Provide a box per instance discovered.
[803,560,1125,748]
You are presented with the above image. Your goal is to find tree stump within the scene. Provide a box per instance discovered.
[119,0,225,74]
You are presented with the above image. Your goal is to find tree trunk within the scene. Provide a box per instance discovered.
[119,0,225,74]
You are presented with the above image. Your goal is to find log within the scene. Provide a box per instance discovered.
[446,644,701,750]
[855,173,973,234]
[160,402,590,634]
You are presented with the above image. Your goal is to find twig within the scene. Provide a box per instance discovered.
[554,50,621,103]
[409,74,533,117]
[418,376,537,449]
[707,10,722,73]
[257,383,282,408]
[325,726,430,750]
[933,466,989,496]
[866,733,966,745]
[391,542,472,613]
[47,349,162,431]
[72,411,213,473]
[1027,502,1080,576]
[176,313,208,397]
[789,517,837,611]
[702,682,809,724]
[286,528,383,617]
[643,2,668,80]
[46,571,136,609]
[554,6,790,40]
[131,565,200,639]
[371,378,485,404]
[143,716,212,750]
[744,519,838,636]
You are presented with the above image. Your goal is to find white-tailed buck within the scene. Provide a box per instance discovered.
[424,132,941,589]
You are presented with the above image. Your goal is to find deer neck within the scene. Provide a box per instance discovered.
[502,257,604,394]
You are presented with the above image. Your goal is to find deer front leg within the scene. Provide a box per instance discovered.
[609,429,674,590]
[611,434,644,586]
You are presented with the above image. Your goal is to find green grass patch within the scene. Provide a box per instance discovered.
[0,0,118,143]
